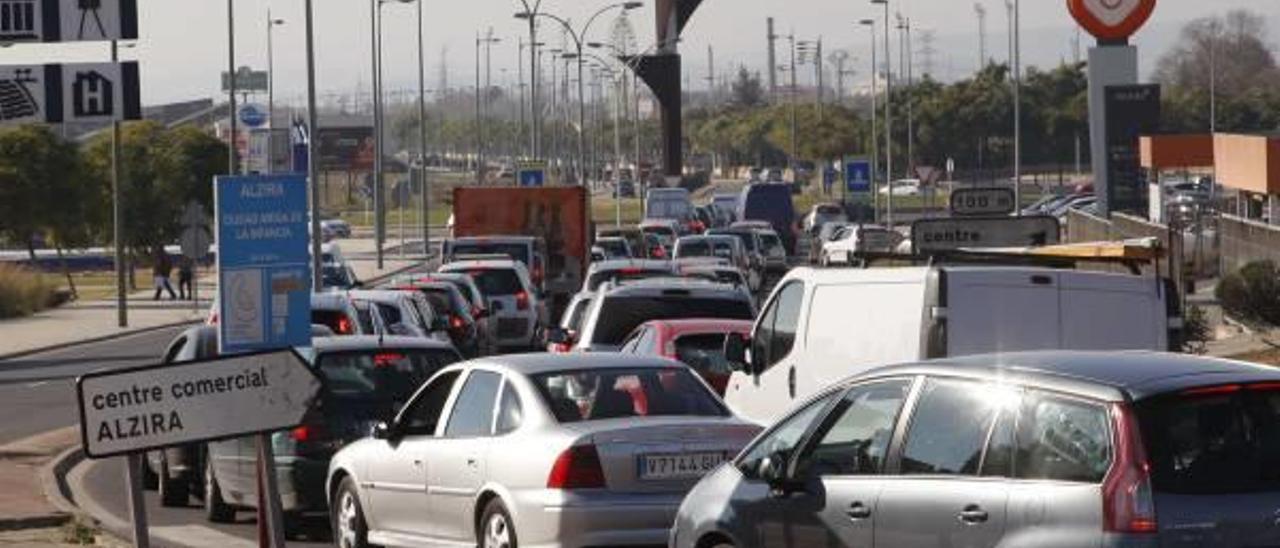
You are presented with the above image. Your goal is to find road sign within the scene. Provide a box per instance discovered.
[239,103,267,128]
[221,66,268,93]
[215,175,312,354]
[517,160,546,187]
[911,216,1061,254]
[950,187,1017,217]
[0,62,140,125]
[1068,0,1155,41]
[1103,84,1160,215]
[76,349,321,459]
[844,158,872,193]
[0,0,138,43]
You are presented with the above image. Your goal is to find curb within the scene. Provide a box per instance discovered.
[0,319,202,363]
[0,444,81,531]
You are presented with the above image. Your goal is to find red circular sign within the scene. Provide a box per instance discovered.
[1068,0,1156,41]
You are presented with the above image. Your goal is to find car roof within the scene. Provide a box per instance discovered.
[310,292,353,308]
[588,259,673,272]
[347,289,414,303]
[441,259,523,270]
[858,351,1280,401]
[464,352,684,376]
[678,235,737,243]
[642,318,754,335]
[602,277,748,297]
[312,335,455,353]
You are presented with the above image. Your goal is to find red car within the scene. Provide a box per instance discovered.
[617,318,753,395]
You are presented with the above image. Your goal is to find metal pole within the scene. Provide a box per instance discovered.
[417,0,429,256]
[614,74,623,227]
[256,436,287,548]
[485,29,495,169]
[529,14,540,158]
[370,0,385,269]
[475,34,483,183]
[816,38,824,120]
[1209,23,1217,134]
[227,0,238,175]
[518,40,527,158]
[306,0,322,290]
[905,18,914,177]
[789,35,797,178]
[867,23,880,223]
[577,49,587,186]
[882,1,894,228]
[1013,0,1021,214]
[267,10,275,174]
[112,40,127,327]
[124,454,149,548]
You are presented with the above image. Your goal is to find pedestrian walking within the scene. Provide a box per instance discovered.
[177,256,194,300]
[152,247,176,301]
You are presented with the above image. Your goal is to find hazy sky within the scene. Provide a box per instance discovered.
[9,0,1279,107]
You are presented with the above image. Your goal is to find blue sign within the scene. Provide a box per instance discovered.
[519,168,545,187]
[845,158,872,193]
[215,175,312,354]
[239,104,268,128]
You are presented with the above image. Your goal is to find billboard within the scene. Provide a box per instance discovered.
[1104,84,1160,214]
[316,127,375,172]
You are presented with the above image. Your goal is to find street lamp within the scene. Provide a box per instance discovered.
[590,40,662,210]
[266,13,285,174]
[369,0,414,269]
[859,18,880,222]
[474,31,501,184]
[871,0,894,227]
[515,1,644,187]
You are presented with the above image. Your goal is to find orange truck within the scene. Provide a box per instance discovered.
[450,186,591,313]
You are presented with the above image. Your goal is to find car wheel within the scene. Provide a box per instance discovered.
[479,498,517,548]
[332,477,370,548]
[158,454,190,507]
[203,457,235,523]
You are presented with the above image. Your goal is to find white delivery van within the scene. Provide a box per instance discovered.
[723,265,1180,424]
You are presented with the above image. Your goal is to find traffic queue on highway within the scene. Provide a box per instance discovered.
[141,181,1278,548]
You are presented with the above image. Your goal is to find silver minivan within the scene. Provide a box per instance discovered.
[672,351,1280,548]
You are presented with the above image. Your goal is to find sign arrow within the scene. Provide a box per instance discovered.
[77,349,322,459]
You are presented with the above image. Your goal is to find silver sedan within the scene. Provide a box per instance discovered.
[326,353,761,548]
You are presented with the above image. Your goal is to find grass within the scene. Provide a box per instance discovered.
[0,263,57,319]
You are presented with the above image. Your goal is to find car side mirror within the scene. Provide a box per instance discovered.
[724,332,749,370]
[371,421,393,440]
[759,451,801,495]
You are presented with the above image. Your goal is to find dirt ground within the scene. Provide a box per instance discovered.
[1233,347,1280,366]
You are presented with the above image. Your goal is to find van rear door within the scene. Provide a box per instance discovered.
[1058,271,1166,351]
[944,269,1061,357]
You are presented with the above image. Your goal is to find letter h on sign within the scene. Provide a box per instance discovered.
[73,70,113,117]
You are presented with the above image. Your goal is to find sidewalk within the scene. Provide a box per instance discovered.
[0,237,427,360]
[0,428,124,546]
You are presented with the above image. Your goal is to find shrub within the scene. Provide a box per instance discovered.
[1216,260,1280,327]
[0,263,56,319]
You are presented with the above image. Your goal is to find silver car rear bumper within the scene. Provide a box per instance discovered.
[513,489,682,548]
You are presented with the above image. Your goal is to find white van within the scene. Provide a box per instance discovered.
[723,265,1180,424]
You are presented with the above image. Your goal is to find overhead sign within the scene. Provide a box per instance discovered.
[221,66,268,93]
[517,160,546,187]
[239,103,267,128]
[0,0,138,43]
[911,216,1060,254]
[215,175,312,354]
[0,62,140,125]
[1068,0,1156,41]
[844,157,872,193]
[951,187,1016,217]
[76,349,321,459]
[1104,84,1160,215]
[317,127,375,171]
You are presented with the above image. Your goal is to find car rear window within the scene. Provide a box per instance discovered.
[316,349,460,406]
[587,268,671,291]
[648,200,690,219]
[714,232,757,252]
[759,234,784,254]
[533,368,728,422]
[1138,387,1280,494]
[465,269,523,296]
[589,295,754,345]
[674,333,736,377]
[679,240,734,259]
[451,243,531,265]
[420,289,462,315]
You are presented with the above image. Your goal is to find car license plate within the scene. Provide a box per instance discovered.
[639,452,727,480]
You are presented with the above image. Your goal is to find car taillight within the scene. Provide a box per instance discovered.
[291,424,326,443]
[515,291,529,311]
[1102,404,1157,535]
[550,342,573,353]
[547,445,606,489]
[336,316,353,335]
[450,315,466,330]
[373,353,405,367]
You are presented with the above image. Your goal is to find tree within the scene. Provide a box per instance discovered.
[730,67,766,109]
[0,125,85,259]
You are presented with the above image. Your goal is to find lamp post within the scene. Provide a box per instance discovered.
[859,18,879,223]
[515,2,644,187]
[1012,0,1021,214]
[871,0,893,227]
[516,0,544,158]
[369,0,414,268]
[266,12,284,174]
[474,32,501,184]
[788,34,798,179]
[415,0,428,255]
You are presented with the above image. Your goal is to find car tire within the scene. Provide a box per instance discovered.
[203,457,235,523]
[479,498,517,548]
[332,477,370,548]
[158,455,190,507]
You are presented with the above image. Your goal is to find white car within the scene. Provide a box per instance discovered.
[440,259,542,350]
[879,178,922,197]
[819,224,903,265]
[347,289,449,343]
[326,354,761,548]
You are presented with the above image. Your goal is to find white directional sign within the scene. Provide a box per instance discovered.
[0,62,140,125]
[77,350,322,459]
[911,216,1061,254]
[0,0,138,43]
[950,187,1017,217]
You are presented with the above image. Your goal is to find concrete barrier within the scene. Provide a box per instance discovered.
[1221,214,1280,271]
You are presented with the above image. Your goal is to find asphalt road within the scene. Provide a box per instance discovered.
[0,326,190,445]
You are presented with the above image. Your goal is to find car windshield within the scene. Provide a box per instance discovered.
[678,239,734,259]
[648,200,690,219]
[598,239,628,256]
[532,367,728,422]
[816,205,843,216]
[712,231,757,252]
[759,234,784,254]
[451,243,530,265]
[589,294,754,344]
[418,288,462,315]
[1138,387,1280,495]
[464,268,523,296]
[586,268,671,291]
[316,349,459,406]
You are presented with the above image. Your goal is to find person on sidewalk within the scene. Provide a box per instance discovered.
[152,247,176,301]
[177,256,194,300]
